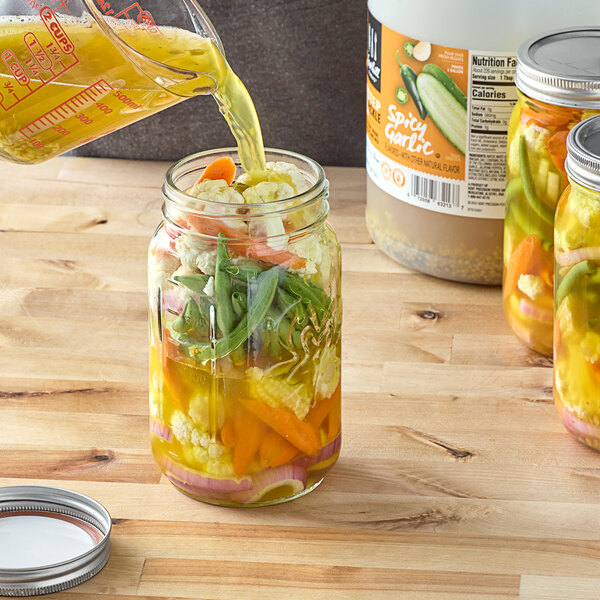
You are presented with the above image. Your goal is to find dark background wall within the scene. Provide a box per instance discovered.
[71,0,367,166]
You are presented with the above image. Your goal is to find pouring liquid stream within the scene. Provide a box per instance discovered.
[0,14,266,174]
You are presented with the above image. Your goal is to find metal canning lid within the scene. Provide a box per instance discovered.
[566,115,600,192]
[0,486,112,597]
[515,27,600,108]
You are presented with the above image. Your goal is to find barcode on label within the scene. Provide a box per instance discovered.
[411,174,460,208]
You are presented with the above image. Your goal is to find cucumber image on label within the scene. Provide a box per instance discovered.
[422,63,468,109]
[416,72,467,154]
[400,64,427,119]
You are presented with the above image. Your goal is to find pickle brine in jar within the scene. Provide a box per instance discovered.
[554,116,600,450]
[503,28,600,356]
[148,149,342,506]
[366,0,600,284]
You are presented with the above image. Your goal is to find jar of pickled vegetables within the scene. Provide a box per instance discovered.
[554,116,600,450]
[503,27,600,355]
[148,148,342,506]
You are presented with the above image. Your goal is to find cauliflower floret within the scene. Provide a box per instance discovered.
[189,394,210,427]
[518,274,545,301]
[292,235,324,277]
[264,161,311,195]
[174,235,217,275]
[188,179,245,204]
[581,330,600,365]
[188,179,248,233]
[149,248,180,289]
[191,428,210,448]
[203,276,215,298]
[243,181,295,204]
[556,184,600,252]
[170,410,195,446]
[238,161,311,195]
[507,122,551,178]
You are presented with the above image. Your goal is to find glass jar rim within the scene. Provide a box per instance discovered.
[162,147,329,217]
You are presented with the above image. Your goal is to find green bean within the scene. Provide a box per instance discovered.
[214,233,235,336]
[225,263,265,282]
[506,178,553,249]
[231,291,247,319]
[519,136,554,226]
[281,272,329,320]
[173,274,210,293]
[184,267,279,362]
[171,298,206,335]
[276,287,307,326]
[556,260,596,308]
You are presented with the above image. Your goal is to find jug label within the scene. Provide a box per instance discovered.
[366,10,518,219]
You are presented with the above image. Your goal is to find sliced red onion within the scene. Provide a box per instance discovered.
[149,418,172,442]
[556,399,599,439]
[165,474,238,500]
[231,464,307,505]
[556,247,600,267]
[162,290,185,314]
[518,299,553,324]
[294,434,341,469]
[159,455,252,493]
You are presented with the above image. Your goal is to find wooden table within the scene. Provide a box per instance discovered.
[0,157,598,600]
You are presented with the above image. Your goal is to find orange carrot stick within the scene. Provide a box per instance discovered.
[196,156,236,186]
[259,430,298,468]
[327,389,342,441]
[546,130,569,174]
[241,398,320,456]
[307,384,341,429]
[520,106,573,128]
[232,408,267,478]
[220,421,236,448]
[503,235,543,298]
[186,214,307,269]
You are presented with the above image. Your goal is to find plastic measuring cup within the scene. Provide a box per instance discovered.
[0,0,224,164]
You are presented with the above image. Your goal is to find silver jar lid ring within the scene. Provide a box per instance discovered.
[516,26,600,108]
[566,115,600,192]
[0,486,112,597]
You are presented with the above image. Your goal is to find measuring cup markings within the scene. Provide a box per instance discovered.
[19,78,114,141]
[0,7,79,111]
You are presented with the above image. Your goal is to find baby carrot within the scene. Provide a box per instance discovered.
[259,429,298,468]
[327,387,342,440]
[196,156,236,186]
[220,421,236,448]
[241,398,320,456]
[186,214,307,269]
[503,235,543,298]
[307,384,341,429]
[546,130,569,174]
[520,106,572,128]
[232,408,267,478]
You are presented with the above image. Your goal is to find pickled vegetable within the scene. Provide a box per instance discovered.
[149,158,342,506]
[554,181,600,450]
[502,93,600,355]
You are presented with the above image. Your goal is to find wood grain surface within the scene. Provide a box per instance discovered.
[0,157,597,600]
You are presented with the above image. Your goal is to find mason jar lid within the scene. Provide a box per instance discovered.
[566,115,600,192]
[515,27,600,108]
[0,486,112,596]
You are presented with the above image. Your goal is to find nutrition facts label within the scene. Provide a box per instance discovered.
[465,51,519,218]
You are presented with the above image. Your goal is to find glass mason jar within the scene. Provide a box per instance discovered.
[148,148,342,506]
[503,28,600,356]
[554,116,600,450]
